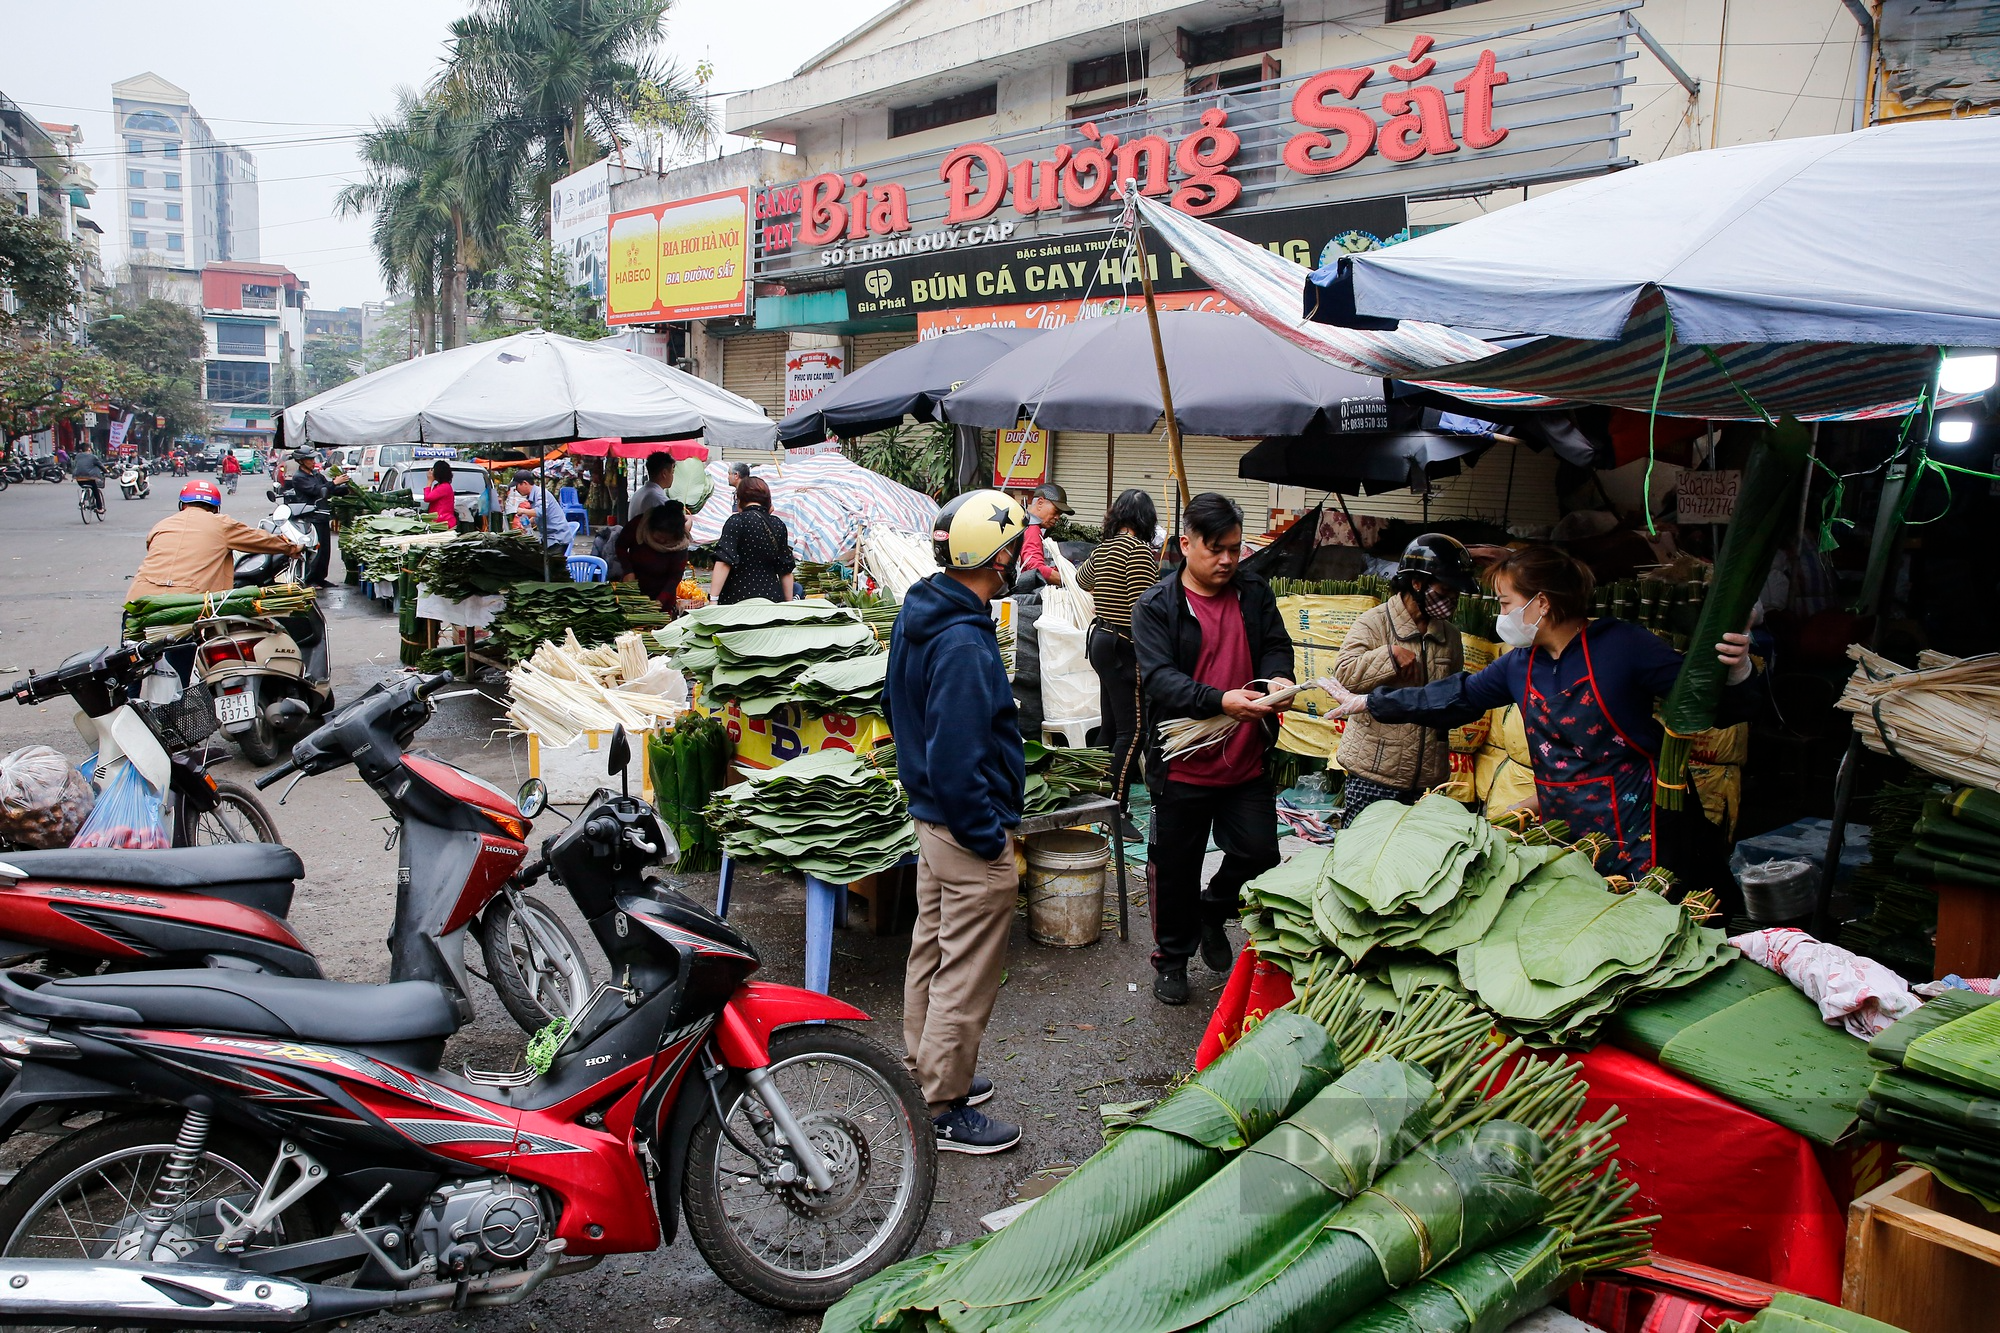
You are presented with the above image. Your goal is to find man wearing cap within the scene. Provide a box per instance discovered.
[1019,482,1071,587]
[1330,534,1480,823]
[280,449,341,587]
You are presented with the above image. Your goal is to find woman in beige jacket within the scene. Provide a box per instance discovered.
[1331,535,1478,823]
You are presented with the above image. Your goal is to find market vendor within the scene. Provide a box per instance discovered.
[1018,482,1070,586]
[1331,545,1758,879]
[615,500,690,614]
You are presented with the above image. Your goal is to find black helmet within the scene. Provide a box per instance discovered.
[1393,533,1479,595]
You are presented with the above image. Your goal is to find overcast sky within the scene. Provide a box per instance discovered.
[4,0,885,309]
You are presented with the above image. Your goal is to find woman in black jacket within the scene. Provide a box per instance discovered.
[710,476,796,604]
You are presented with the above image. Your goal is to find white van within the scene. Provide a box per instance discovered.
[353,444,447,489]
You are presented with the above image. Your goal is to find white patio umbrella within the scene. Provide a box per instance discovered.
[279,329,777,450]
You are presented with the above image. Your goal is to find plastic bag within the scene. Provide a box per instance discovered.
[69,756,170,850]
[1728,927,1921,1038]
[670,461,715,515]
[1036,546,1099,726]
[0,745,95,849]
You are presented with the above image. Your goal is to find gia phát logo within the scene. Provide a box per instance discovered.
[864,269,893,298]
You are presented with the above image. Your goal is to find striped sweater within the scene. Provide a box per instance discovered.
[1077,532,1160,630]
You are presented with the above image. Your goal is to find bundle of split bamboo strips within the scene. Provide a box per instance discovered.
[1838,647,2000,791]
[504,629,688,747]
[1158,676,1338,761]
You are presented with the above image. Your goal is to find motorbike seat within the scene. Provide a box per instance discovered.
[23,969,458,1044]
[1,846,302,919]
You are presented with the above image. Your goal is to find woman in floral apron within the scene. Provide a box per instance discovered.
[1334,546,1759,880]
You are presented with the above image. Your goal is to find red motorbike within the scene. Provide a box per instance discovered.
[2,651,590,1033]
[0,690,936,1320]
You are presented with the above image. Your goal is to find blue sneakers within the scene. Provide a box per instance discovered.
[934,1101,1021,1155]
[966,1075,994,1107]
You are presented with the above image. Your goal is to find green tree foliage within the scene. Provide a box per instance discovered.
[87,299,207,439]
[843,421,954,502]
[304,336,362,395]
[477,224,607,340]
[0,330,120,442]
[0,213,84,330]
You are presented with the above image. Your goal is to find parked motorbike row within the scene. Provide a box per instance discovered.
[0,613,934,1320]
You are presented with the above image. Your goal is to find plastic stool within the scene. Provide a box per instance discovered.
[1041,717,1099,749]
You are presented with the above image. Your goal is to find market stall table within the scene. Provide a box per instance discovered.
[711,793,1131,995]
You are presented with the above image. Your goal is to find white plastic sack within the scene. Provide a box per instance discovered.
[1727,927,1921,1038]
[0,745,94,849]
[1037,546,1099,727]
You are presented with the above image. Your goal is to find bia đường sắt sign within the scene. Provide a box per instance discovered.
[607,188,752,324]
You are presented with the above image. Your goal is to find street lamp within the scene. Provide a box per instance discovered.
[1939,349,1999,396]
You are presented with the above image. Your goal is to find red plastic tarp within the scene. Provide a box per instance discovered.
[1196,947,1846,1302]
[565,437,709,461]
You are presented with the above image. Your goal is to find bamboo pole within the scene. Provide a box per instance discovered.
[1126,205,1191,513]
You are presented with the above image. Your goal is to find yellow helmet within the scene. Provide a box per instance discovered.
[933,489,1028,570]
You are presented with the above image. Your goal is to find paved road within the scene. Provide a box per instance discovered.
[0,476,1222,1332]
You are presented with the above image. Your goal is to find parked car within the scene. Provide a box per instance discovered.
[230,447,263,473]
[380,461,491,528]
[350,443,443,489]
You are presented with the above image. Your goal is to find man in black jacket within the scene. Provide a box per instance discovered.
[280,449,340,587]
[1131,493,1294,1006]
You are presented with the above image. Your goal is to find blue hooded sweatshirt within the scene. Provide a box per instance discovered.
[886,572,1024,861]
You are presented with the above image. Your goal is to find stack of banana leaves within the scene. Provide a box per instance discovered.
[1021,742,1113,816]
[646,712,729,874]
[1240,795,1731,1046]
[1861,989,2000,1206]
[413,531,549,601]
[341,513,448,586]
[1840,772,1939,976]
[478,582,668,665]
[653,599,883,717]
[330,487,415,526]
[825,977,1653,1333]
[705,748,917,881]
[1895,787,2000,889]
[792,653,888,715]
[123,584,317,638]
[1717,1293,1909,1333]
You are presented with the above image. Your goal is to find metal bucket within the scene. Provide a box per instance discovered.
[1024,829,1109,948]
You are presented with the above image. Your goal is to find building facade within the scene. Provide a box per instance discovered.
[202,261,306,450]
[113,72,261,276]
[0,91,101,323]
[611,0,1882,528]
[305,306,365,356]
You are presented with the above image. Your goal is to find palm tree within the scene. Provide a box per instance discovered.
[338,90,524,350]
[439,0,712,189]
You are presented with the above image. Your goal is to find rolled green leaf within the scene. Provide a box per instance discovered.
[852,1010,1343,1333]
[1194,1121,1548,1333]
[1904,999,2000,1097]
[1325,1226,1569,1333]
[1005,1059,1436,1333]
[1656,417,1810,809]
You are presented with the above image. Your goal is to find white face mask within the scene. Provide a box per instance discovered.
[1495,595,1546,647]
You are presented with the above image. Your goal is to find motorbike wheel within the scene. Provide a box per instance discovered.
[0,1113,325,1279]
[683,1025,936,1311]
[181,779,280,845]
[480,893,593,1033]
[233,683,283,766]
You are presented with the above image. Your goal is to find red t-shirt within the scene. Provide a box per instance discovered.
[1167,584,1265,787]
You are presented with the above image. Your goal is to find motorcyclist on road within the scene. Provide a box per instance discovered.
[280,448,346,588]
[69,446,107,513]
[221,451,242,493]
[127,479,300,603]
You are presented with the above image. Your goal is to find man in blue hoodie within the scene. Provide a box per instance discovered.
[887,488,1028,1155]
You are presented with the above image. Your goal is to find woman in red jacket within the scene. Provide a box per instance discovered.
[422,460,459,529]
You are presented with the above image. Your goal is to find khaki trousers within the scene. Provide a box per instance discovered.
[904,821,1017,1111]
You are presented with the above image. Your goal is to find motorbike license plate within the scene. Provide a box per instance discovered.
[214,691,257,725]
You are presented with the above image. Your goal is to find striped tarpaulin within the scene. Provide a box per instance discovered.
[1133,195,1950,423]
[688,453,938,564]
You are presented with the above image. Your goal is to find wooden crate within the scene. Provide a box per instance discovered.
[1844,1166,2000,1332]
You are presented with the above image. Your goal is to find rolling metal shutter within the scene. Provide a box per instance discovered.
[719,332,789,422]
[850,330,917,369]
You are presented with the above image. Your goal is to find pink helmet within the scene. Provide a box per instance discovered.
[179,479,223,508]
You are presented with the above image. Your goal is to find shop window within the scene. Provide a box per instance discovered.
[889,84,997,138]
[1387,0,1486,20]
[216,323,266,355]
[127,170,145,187]
[1176,14,1284,69]
[206,359,271,405]
[1070,50,1149,97]
[129,201,146,219]
[165,234,183,251]
[1070,91,1147,123]
[165,203,181,220]
[165,173,180,189]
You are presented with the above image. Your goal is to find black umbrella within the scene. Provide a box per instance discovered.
[941,310,1389,438]
[1238,430,1493,495]
[777,327,1043,445]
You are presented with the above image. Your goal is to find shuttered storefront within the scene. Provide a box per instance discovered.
[719,332,789,422]
[850,329,918,370]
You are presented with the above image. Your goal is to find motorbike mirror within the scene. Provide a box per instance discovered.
[266,487,280,502]
[516,777,549,819]
[607,725,631,796]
